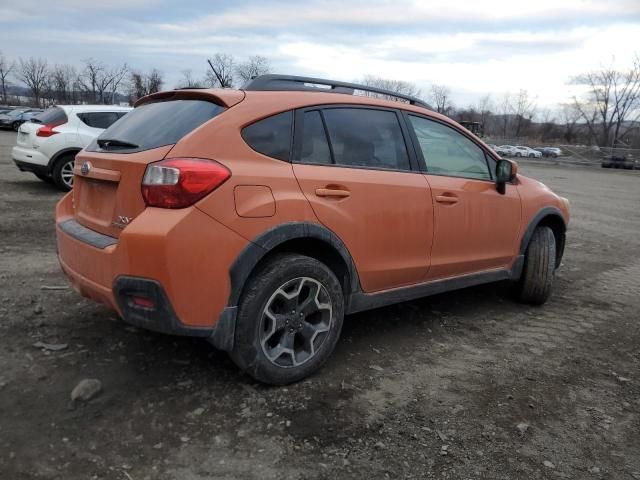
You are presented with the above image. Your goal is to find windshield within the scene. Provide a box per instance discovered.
[7,110,25,118]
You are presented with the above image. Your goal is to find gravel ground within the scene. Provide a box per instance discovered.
[0,129,639,480]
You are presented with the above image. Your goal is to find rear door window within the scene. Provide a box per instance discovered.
[241,111,293,161]
[78,112,122,129]
[298,110,332,165]
[321,108,411,171]
[88,100,225,153]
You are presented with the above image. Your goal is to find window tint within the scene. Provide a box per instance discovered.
[242,111,292,161]
[322,108,410,170]
[78,112,123,129]
[89,100,225,153]
[408,115,491,180]
[299,111,331,164]
[33,106,67,125]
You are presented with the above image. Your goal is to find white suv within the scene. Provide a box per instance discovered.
[12,105,132,190]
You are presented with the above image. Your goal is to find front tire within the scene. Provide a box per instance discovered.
[230,253,344,385]
[516,226,556,305]
[12,122,20,132]
[52,154,76,191]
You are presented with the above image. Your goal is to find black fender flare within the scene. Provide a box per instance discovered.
[209,222,360,351]
[519,206,567,267]
[227,222,360,308]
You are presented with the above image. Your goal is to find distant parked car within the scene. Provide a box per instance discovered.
[496,145,517,156]
[514,146,542,158]
[12,105,132,190]
[540,147,562,158]
[0,108,42,131]
[602,154,636,170]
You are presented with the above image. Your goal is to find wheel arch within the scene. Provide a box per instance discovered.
[47,148,81,172]
[520,207,567,269]
[227,222,360,309]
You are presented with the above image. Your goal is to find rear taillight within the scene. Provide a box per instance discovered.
[142,158,230,209]
[36,119,66,137]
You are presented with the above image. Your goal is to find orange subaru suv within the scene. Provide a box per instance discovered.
[56,75,570,384]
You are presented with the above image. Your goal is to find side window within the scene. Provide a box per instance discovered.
[78,112,121,129]
[408,115,491,180]
[241,111,293,161]
[322,108,411,170]
[298,110,332,165]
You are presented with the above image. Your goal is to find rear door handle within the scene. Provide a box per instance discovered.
[315,188,351,198]
[435,194,459,204]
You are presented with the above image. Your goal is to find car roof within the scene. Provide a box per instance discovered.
[137,88,457,130]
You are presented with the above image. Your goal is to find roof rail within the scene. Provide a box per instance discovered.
[243,74,430,109]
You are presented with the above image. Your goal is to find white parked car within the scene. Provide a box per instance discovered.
[514,146,542,158]
[12,105,132,190]
[496,145,517,156]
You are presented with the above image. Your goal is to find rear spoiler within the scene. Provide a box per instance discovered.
[134,89,245,109]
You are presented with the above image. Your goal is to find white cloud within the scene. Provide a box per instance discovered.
[1,0,639,108]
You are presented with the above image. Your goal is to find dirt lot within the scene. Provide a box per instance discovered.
[0,129,639,480]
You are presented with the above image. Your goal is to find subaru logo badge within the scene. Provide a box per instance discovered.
[81,162,92,175]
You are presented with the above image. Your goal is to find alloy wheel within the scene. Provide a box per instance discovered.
[60,160,75,189]
[259,277,333,368]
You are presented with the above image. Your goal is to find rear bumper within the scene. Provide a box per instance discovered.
[12,146,50,172]
[55,193,249,349]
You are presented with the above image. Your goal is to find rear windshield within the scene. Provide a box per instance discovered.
[31,107,67,125]
[87,100,225,153]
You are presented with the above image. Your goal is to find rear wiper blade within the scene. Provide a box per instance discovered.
[97,138,139,149]
[30,118,43,123]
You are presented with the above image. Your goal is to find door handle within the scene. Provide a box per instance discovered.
[435,194,459,204]
[315,188,351,198]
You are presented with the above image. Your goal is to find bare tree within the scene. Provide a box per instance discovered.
[429,84,452,114]
[477,94,493,131]
[0,51,15,104]
[537,108,556,141]
[147,69,163,94]
[50,64,77,104]
[513,89,536,137]
[109,64,129,104]
[235,55,270,84]
[559,103,581,143]
[497,93,512,137]
[17,57,49,107]
[572,56,640,146]
[77,58,109,103]
[360,75,423,102]
[128,69,164,103]
[179,69,204,88]
[206,54,234,88]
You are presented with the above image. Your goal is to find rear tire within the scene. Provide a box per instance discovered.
[52,154,76,191]
[516,226,556,305]
[230,253,344,385]
[12,121,20,132]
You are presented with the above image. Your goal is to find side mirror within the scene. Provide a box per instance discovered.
[496,159,517,194]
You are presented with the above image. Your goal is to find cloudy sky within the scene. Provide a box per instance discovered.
[1,0,639,109]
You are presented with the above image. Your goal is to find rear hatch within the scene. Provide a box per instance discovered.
[72,94,234,238]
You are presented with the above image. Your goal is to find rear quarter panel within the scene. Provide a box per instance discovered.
[168,99,318,242]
